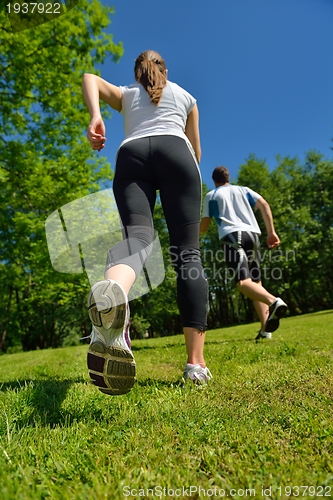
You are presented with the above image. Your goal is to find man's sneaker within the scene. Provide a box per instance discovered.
[183,363,212,385]
[255,330,272,340]
[264,297,288,333]
[87,280,136,396]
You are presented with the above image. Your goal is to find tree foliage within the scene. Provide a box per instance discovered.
[1,5,332,351]
[234,152,333,321]
[196,153,333,330]
[0,1,123,351]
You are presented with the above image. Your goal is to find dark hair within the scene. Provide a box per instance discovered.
[134,50,167,105]
[212,166,230,184]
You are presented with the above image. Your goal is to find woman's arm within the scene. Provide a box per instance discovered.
[185,104,202,163]
[200,217,211,234]
[82,73,122,150]
[82,73,122,112]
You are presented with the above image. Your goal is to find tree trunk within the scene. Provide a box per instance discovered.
[0,286,13,351]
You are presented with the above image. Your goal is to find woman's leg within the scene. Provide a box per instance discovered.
[152,136,209,369]
[105,264,136,295]
[106,138,157,290]
[183,327,206,366]
[86,139,158,395]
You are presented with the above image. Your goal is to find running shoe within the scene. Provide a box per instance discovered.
[183,363,212,385]
[87,280,136,396]
[255,330,272,340]
[264,297,288,333]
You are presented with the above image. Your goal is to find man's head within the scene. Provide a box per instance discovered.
[212,166,230,186]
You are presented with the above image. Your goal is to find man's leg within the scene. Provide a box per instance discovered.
[236,278,276,305]
[237,278,287,335]
[251,281,270,331]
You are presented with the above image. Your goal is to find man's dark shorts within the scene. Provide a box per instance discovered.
[221,230,261,283]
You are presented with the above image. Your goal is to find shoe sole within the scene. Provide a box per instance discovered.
[255,333,272,340]
[87,281,136,395]
[265,302,288,333]
[88,281,126,330]
[88,343,136,396]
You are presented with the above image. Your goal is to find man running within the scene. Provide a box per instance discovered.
[200,166,287,339]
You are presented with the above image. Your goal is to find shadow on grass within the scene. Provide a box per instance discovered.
[205,337,258,345]
[0,376,89,428]
[131,344,158,352]
[0,375,187,429]
[136,377,183,389]
[132,337,257,352]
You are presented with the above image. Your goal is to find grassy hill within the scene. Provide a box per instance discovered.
[0,311,332,499]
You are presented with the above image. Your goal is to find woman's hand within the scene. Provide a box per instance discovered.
[87,115,106,151]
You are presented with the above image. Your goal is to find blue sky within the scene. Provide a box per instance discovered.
[98,0,333,189]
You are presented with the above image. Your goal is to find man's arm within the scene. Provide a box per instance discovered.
[255,197,280,249]
[200,217,211,234]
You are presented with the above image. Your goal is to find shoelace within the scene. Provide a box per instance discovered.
[79,332,92,341]
[200,368,212,381]
[187,366,212,382]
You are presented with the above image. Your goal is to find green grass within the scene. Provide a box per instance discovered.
[0,311,333,500]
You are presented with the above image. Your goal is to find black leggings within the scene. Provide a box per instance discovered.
[107,135,208,331]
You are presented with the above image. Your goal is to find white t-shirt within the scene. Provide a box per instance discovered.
[202,184,262,239]
[118,80,196,148]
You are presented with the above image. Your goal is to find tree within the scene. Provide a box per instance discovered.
[269,152,333,313]
[199,153,333,330]
[199,183,240,329]
[0,1,123,351]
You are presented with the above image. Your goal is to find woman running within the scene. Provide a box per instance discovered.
[82,50,212,395]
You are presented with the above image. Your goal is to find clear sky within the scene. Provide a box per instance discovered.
[97,0,333,189]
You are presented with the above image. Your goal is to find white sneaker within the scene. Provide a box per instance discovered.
[87,280,136,396]
[264,297,288,333]
[255,330,272,340]
[183,363,212,385]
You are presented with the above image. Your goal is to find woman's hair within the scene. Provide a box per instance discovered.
[134,50,167,105]
[212,166,230,185]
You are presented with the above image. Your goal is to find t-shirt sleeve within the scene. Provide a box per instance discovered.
[119,85,127,115]
[172,82,196,115]
[244,187,262,207]
[184,89,196,114]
